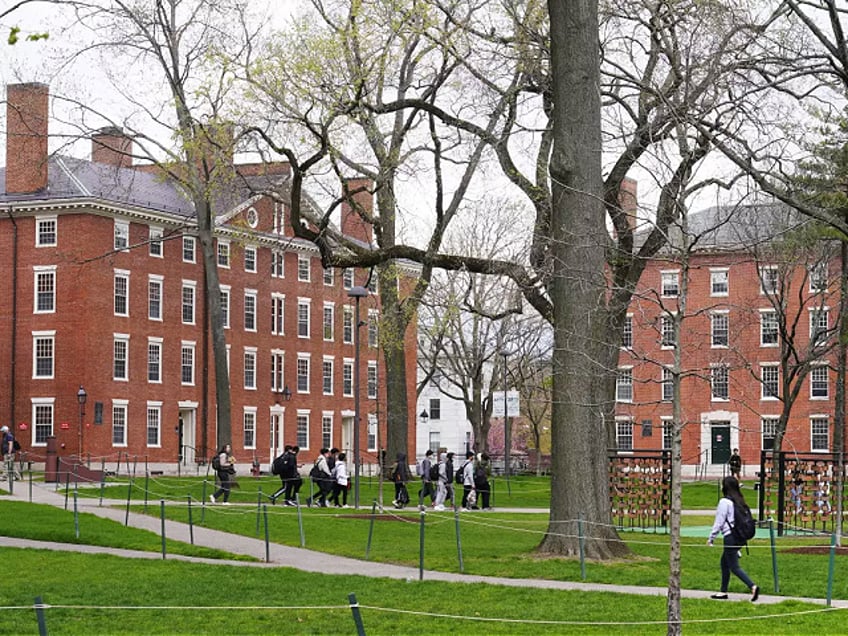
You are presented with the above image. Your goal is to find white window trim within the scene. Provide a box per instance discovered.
[112,399,129,448]
[810,415,830,453]
[614,416,634,454]
[660,269,680,297]
[146,401,163,448]
[709,267,729,297]
[113,333,131,382]
[243,407,258,449]
[759,309,779,348]
[33,265,57,314]
[114,269,130,317]
[32,330,56,379]
[148,274,164,322]
[181,340,196,386]
[149,226,163,258]
[182,235,197,263]
[244,245,257,273]
[114,219,130,252]
[810,363,829,400]
[298,254,311,282]
[244,346,258,390]
[147,336,164,384]
[244,289,258,333]
[759,363,779,401]
[217,239,231,268]
[710,310,729,349]
[36,215,58,247]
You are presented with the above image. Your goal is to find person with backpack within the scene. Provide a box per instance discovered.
[474,452,492,510]
[444,452,456,507]
[417,449,435,506]
[728,448,742,480]
[210,444,235,504]
[1,425,20,481]
[283,445,303,506]
[329,452,349,508]
[707,476,759,602]
[389,452,410,508]
[433,452,449,511]
[269,445,292,505]
[306,448,332,508]
[460,451,475,510]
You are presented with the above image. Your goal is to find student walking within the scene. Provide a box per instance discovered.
[460,451,475,510]
[210,444,235,504]
[330,452,349,507]
[708,476,759,602]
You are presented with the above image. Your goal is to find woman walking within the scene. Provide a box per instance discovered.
[210,444,235,505]
[707,476,758,601]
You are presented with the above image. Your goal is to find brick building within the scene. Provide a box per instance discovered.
[0,82,418,472]
[614,203,846,476]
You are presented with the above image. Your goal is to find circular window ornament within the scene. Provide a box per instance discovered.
[246,207,258,228]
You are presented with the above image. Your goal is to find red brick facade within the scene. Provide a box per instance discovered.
[0,83,418,470]
[616,246,846,475]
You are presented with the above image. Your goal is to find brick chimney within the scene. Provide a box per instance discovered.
[341,178,374,244]
[5,82,49,194]
[91,126,133,168]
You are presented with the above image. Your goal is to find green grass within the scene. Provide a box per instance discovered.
[4,547,846,635]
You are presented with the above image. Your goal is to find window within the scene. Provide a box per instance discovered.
[343,360,353,396]
[343,268,354,290]
[323,267,334,286]
[616,418,633,451]
[297,355,310,393]
[616,368,633,402]
[343,306,354,343]
[368,309,379,347]
[759,266,779,294]
[148,338,162,383]
[297,299,311,338]
[182,281,196,324]
[811,365,829,399]
[760,417,777,450]
[322,414,332,449]
[297,254,310,282]
[182,236,196,263]
[271,251,284,278]
[114,220,129,251]
[219,287,230,329]
[112,402,128,446]
[760,365,778,399]
[809,262,827,293]
[36,216,57,247]
[149,226,163,257]
[32,401,54,445]
[660,314,676,348]
[711,312,729,347]
[33,331,55,378]
[662,418,673,450]
[271,294,285,335]
[368,414,377,450]
[34,267,56,313]
[621,315,633,349]
[113,335,129,381]
[429,431,441,454]
[114,270,129,316]
[244,246,257,273]
[322,358,334,395]
[323,303,335,341]
[244,291,257,332]
[148,276,163,320]
[710,269,729,296]
[367,361,377,399]
[429,398,441,420]
[243,410,256,449]
[811,417,829,452]
[181,342,195,385]
[217,240,230,268]
[711,365,729,400]
[760,310,778,346]
[366,275,377,294]
[661,271,679,297]
[244,349,257,390]
[296,412,309,449]
[271,351,285,392]
[810,308,829,346]
[146,404,161,447]
[661,367,674,402]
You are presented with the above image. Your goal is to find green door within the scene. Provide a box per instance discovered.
[711,423,731,464]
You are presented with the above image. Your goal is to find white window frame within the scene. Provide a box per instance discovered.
[217,239,230,268]
[297,298,311,338]
[660,270,679,297]
[114,219,129,251]
[32,330,55,379]
[760,310,778,347]
[149,226,163,257]
[660,313,676,349]
[661,367,673,402]
[181,341,195,386]
[368,414,378,451]
[322,413,333,450]
[759,265,779,295]
[323,267,334,286]
[810,364,829,400]
[218,286,230,329]
[616,367,633,403]
[710,268,729,296]
[342,359,354,397]
[297,354,311,393]
[323,303,335,341]
[182,280,196,325]
[182,235,196,263]
[322,356,334,396]
[271,350,285,393]
[146,402,162,448]
[31,399,55,445]
[615,417,634,451]
[36,216,57,247]
[810,416,829,452]
[710,364,729,401]
[297,254,311,282]
[621,314,633,349]
[243,408,257,449]
[244,290,258,332]
[296,411,310,449]
[367,361,378,399]
[244,347,257,390]
[113,333,130,381]
[147,337,163,384]
[343,268,354,290]
[810,307,829,346]
[244,245,257,273]
[112,400,128,447]
[34,266,56,314]
[760,364,779,400]
[271,250,284,278]
[114,269,130,317]
[148,275,163,321]
[271,294,285,336]
[761,417,777,451]
[368,309,379,348]
[343,306,354,344]
[809,262,827,294]
[711,311,729,348]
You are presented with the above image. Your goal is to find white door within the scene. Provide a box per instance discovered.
[179,408,196,465]
[269,410,284,463]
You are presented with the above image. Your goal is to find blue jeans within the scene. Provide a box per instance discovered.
[720,537,755,592]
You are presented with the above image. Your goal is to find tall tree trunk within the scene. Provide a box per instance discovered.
[538,0,628,559]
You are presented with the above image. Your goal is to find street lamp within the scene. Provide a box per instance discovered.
[281,384,292,402]
[348,284,369,509]
[419,409,429,424]
[77,385,87,458]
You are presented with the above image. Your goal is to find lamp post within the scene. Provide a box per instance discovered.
[419,409,429,425]
[77,385,87,458]
[348,285,369,509]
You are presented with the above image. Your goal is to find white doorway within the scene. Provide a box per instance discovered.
[178,407,197,466]
[341,415,353,456]
[269,408,285,463]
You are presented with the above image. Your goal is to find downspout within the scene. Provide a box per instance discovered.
[6,207,18,428]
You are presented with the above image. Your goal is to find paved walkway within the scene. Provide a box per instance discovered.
[5,482,846,608]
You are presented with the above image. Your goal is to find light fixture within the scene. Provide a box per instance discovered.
[419,409,429,424]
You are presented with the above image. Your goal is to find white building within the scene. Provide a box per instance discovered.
[415,371,474,459]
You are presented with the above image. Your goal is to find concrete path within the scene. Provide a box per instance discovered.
[5,481,845,609]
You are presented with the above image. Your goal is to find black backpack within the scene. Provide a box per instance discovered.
[271,454,286,476]
[474,463,487,484]
[12,439,21,452]
[456,461,468,485]
[445,460,454,484]
[730,501,756,546]
[211,454,221,471]
[429,462,440,481]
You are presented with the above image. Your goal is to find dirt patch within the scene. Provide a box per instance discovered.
[782,546,848,556]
